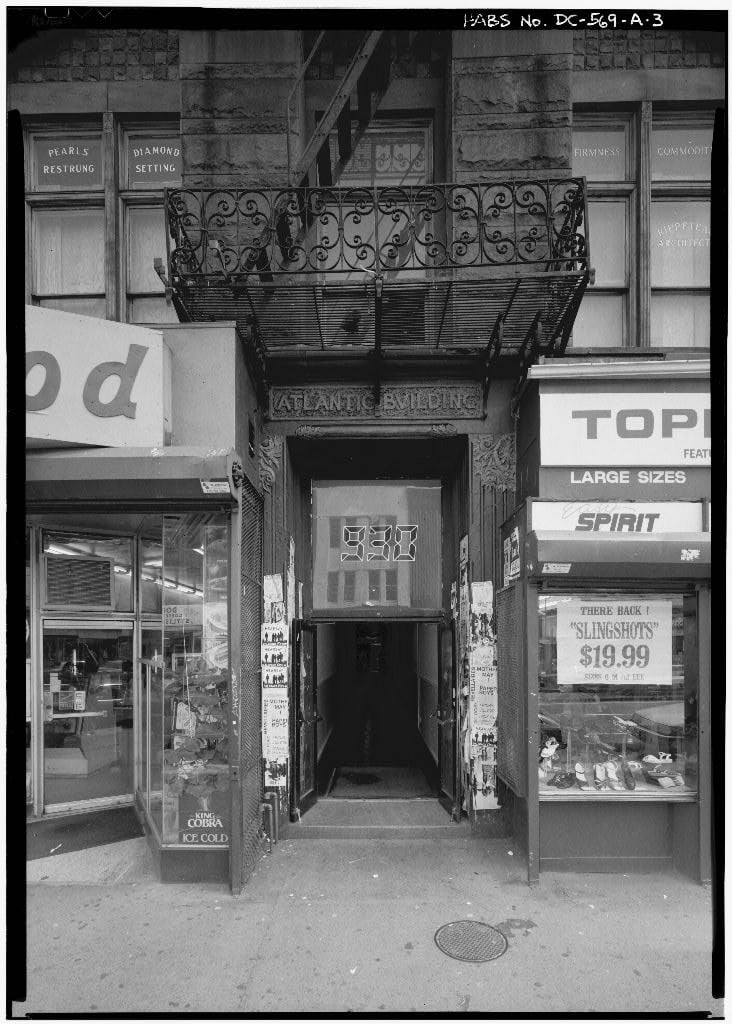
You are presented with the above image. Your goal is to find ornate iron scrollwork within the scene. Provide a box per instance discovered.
[165,179,588,282]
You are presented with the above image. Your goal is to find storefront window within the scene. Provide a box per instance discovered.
[160,515,230,847]
[537,592,697,798]
[140,531,164,613]
[312,480,442,612]
[140,627,164,834]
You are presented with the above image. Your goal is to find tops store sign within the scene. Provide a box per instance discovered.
[540,390,710,468]
[25,306,171,449]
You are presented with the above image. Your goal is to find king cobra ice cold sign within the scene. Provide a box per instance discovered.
[25,306,171,448]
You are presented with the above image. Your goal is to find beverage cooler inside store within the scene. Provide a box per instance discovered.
[496,501,711,881]
[137,515,232,883]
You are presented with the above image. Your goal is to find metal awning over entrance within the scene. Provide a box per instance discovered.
[526,530,711,579]
[25,446,242,510]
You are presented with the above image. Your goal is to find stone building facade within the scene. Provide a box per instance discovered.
[16,13,721,886]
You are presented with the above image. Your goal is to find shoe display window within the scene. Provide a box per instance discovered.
[537,590,698,799]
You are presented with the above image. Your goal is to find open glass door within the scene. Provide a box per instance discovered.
[291,620,318,819]
[42,622,135,811]
[437,620,459,819]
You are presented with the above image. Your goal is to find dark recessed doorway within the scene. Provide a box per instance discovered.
[314,621,441,802]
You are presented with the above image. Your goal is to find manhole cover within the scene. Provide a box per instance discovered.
[434,920,508,963]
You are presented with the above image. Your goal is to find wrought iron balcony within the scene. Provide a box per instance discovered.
[164,179,591,389]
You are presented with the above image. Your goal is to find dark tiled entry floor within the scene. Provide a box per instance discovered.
[328,764,435,799]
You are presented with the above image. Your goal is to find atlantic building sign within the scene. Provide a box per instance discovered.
[269,384,482,420]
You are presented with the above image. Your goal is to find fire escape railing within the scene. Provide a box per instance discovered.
[165,178,589,284]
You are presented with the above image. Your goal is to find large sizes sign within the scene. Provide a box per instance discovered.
[556,596,672,687]
[25,306,171,448]
[540,390,710,467]
[530,501,704,534]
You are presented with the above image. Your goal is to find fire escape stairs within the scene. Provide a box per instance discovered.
[276,30,419,402]
[164,31,591,411]
[288,29,418,192]
[269,31,418,273]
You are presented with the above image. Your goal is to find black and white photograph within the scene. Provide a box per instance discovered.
[12,2,723,1017]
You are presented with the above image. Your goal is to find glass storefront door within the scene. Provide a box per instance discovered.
[42,623,135,809]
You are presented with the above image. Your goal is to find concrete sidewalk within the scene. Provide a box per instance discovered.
[16,833,721,1017]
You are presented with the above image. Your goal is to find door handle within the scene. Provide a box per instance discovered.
[298,714,323,727]
[436,717,455,727]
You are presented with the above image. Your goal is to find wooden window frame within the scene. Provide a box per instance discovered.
[24,114,180,324]
[573,103,714,351]
[648,106,714,350]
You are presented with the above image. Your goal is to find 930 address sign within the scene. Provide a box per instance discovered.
[341,524,419,563]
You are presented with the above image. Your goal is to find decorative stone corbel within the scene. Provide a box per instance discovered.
[471,433,516,490]
[230,459,244,490]
[258,434,283,494]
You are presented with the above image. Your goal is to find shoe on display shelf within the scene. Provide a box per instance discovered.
[574,763,590,791]
[552,771,576,789]
[604,761,625,791]
[621,762,636,790]
[655,777,676,789]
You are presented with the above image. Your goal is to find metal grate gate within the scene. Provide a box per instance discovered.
[239,477,264,884]
[496,583,527,797]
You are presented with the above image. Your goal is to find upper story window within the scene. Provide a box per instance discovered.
[25,117,181,326]
[572,117,633,349]
[650,116,712,349]
[571,106,712,350]
[320,120,432,286]
[28,128,106,318]
[335,124,429,187]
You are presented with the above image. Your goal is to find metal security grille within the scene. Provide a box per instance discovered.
[239,476,264,884]
[45,555,113,607]
[496,584,526,797]
[434,921,508,963]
